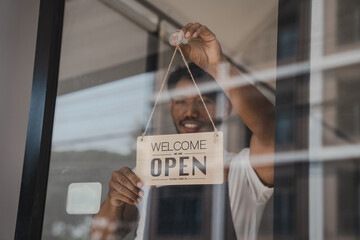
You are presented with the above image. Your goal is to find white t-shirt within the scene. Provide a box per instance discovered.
[135,148,273,240]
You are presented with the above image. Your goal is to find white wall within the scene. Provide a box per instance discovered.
[0,0,40,238]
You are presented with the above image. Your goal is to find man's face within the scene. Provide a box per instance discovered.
[170,77,217,134]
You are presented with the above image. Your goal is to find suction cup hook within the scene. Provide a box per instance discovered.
[169,30,188,45]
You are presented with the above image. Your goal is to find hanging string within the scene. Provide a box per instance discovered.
[141,47,178,140]
[176,45,218,134]
[141,42,218,140]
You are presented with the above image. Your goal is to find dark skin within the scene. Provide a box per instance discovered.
[91,23,274,239]
[176,23,274,185]
[170,78,218,134]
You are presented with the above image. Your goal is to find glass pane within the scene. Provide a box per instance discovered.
[314,0,360,238]
[42,0,153,239]
[42,0,278,239]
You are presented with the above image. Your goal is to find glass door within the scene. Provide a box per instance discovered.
[22,0,280,239]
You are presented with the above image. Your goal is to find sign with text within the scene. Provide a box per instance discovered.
[136,132,223,186]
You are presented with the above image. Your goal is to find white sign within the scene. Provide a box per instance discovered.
[136,132,223,186]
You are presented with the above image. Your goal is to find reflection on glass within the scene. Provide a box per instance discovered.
[91,23,275,240]
[52,73,154,155]
[38,0,360,239]
[42,0,279,240]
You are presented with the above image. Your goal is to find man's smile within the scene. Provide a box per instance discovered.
[179,119,203,133]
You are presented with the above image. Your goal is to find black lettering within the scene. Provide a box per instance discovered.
[161,142,167,151]
[151,158,162,176]
[200,140,207,150]
[161,142,173,151]
[192,156,206,175]
[181,141,189,150]
[165,158,176,176]
[190,140,199,150]
[174,141,181,151]
[179,157,189,176]
[151,142,161,152]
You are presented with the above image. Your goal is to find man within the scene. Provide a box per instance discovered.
[91,23,274,240]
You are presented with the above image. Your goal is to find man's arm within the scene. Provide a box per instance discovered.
[176,23,275,186]
[91,167,144,239]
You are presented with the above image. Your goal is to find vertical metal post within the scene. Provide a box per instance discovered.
[15,0,64,239]
[309,0,324,239]
[274,0,311,239]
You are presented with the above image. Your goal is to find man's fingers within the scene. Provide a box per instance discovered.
[182,22,201,38]
[119,167,143,188]
[181,23,215,43]
[181,22,193,35]
[184,22,202,38]
[109,180,142,203]
[111,170,143,198]
[108,167,145,207]
[195,25,216,41]
[109,191,138,206]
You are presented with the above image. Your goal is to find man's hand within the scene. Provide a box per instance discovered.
[91,167,142,239]
[173,23,275,186]
[171,22,223,71]
[108,167,144,207]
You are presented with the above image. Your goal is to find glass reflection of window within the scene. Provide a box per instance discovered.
[337,74,360,138]
[337,0,360,46]
[278,27,298,60]
[337,162,360,236]
[52,73,154,155]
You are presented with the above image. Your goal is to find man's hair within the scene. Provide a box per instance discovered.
[167,62,224,102]
[167,62,215,89]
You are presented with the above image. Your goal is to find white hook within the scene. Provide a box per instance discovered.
[169,30,188,45]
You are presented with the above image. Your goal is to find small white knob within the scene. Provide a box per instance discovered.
[169,30,188,45]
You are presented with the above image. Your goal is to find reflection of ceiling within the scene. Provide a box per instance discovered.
[147,0,278,56]
[59,0,278,87]
[59,0,149,81]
